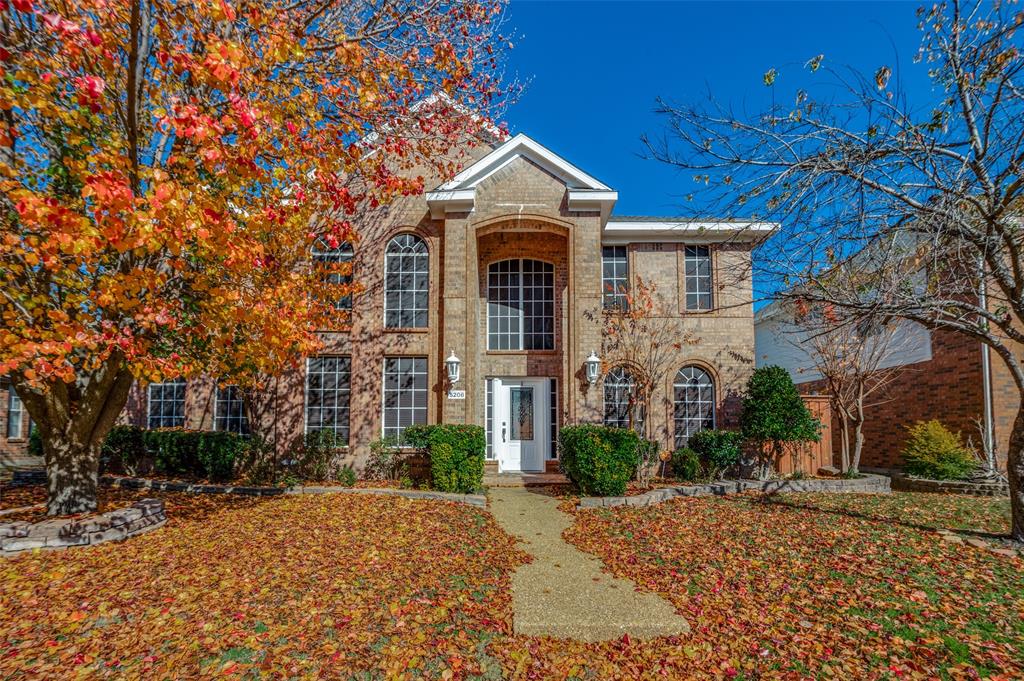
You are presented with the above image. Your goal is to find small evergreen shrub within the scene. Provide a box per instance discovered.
[688,429,743,479]
[558,425,639,496]
[100,425,148,474]
[196,431,248,482]
[740,366,821,479]
[901,420,976,480]
[289,430,344,481]
[28,428,42,458]
[144,429,203,476]
[337,465,357,487]
[405,424,485,493]
[669,447,701,482]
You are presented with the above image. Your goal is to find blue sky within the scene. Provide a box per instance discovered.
[500,1,937,217]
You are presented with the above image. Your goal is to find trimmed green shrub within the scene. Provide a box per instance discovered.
[669,447,701,482]
[688,429,743,479]
[405,424,485,493]
[559,424,640,496]
[741,366,821,478]
[28,427,42,458]
[901,420,976,480]
[196,431,248,482]
[144,428,202,476]
[101,425,148,475]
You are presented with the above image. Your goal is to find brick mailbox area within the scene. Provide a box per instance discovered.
[1,498,166,557]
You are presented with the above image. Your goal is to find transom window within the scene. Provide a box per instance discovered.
[215,385,250,435]
[382,357,428,442]
[305,357,351,443]
[684,245,713,311]
[603,366,644,433]
[601,246,629,310]
[6,385,23,439]
[384,234,429,328]
[312,238,354,311]
[148,379,186,429]
[673,366,715,447]
[487,259,555,351]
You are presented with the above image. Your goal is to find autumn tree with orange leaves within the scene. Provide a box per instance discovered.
[0,0,511,514]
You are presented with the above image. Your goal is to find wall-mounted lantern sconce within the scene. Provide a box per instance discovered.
[445,350,461,385]
[585,350,601,385]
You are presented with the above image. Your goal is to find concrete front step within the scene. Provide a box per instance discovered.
[483,472,570,488]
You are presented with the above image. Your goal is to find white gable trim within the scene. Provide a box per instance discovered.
[426,133,618,221]
[601,219,778,244]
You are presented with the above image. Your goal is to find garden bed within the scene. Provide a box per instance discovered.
[1,498,166,556]
[579,473,890,508]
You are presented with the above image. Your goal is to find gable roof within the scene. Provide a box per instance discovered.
[425,133,618,223]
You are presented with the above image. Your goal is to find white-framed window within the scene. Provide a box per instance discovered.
[601,246,629,310]
[673,366,715,447]
[382,357,428,442]
[305,356,351,443]
[312,238,354,310]
[215,385,250,435]
[148,379,186,429]
[384,234,429,328]
[684,245,713,311]
[603,366,644,433]
[6,385,23,439]
[487,259,555,350]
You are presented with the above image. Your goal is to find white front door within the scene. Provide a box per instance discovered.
[493,378,549,472]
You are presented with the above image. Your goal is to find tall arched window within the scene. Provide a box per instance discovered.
[312,239,354,310]
[673,366,715,447]
[487,259,555,350]
[603,366,644,433]
[384,234,429,328]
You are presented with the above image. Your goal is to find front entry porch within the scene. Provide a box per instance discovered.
[487,377,555,474]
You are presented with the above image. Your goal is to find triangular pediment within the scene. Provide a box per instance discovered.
[425,133,618,222]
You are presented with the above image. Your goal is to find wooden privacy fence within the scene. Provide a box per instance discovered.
[772,394,835,475]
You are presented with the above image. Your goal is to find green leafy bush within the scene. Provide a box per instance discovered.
[287,430,344,481]
[196,431,249,482]
[669,447,701,482]
[144,429,203,476]
[740,366,821,478]
[405,424,485,493]
[688,429,743,479]
[28,427,42,458]
[901,420,976,480]
[337,465,357,487]
[237,436,278,486]
[101,425,149,475]
[558,425,639,496]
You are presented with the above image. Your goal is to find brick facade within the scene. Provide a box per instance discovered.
[2,134,767,474]
[795,326,1014,470]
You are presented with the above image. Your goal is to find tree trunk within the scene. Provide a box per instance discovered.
[1007,404,1024,542]
[851,420,864,475]
[44,437,102,515]
[838,415,850,473]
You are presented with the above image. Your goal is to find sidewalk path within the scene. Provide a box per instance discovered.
[489,487,689,642]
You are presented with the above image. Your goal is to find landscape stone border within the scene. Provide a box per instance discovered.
[101,475,486,507]
[891,475,1009,497]
[578,474,891,509]
[1,498,166,557]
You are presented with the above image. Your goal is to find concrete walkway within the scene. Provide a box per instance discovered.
[489,488,689,642]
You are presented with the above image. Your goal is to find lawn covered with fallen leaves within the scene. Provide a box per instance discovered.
[562,492,1023,679]
[1,492,527,679]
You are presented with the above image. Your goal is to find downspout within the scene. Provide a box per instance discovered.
[978,256,996,464]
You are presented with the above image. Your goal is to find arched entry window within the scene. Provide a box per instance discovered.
[487,259,554,350]
[603,366,644,433]
[312,239,354,310]
[384,234,429,328]
[673,366,715,447]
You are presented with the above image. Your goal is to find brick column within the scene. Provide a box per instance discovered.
[571,214,604,425]
[441,213,472,424]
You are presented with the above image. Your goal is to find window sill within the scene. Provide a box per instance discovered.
[383,327,429,334]
[485,350,559,356]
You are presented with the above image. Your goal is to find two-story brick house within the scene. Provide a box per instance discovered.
[1,132,773,474]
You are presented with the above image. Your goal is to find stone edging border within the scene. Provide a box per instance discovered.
[100,475,486,508]
[891,475,1009,497]
[1,498,166,556]
[578,474,891,509]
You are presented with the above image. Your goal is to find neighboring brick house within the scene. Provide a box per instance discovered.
[755,301,1012,471]
[2,133,772,474]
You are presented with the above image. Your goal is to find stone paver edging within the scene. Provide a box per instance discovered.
[1,498,166,556]
[892,475,1008,497]
[578,474,890,509]
[101,475,485,507]
[490,487,689,642]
